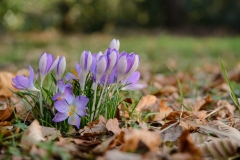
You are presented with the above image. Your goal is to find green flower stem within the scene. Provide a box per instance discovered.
[95,74,109,119]
[90,80,99,122]
[39,80,44,117]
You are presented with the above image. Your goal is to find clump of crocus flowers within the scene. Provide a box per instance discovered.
[12,39,145,130]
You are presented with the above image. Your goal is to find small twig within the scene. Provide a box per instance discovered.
[24,110,31,123]
[159,105,184,134]
[203,105,225,119]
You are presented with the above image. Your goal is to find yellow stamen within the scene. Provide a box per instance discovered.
[71,69,79,79]
[68,105,76,116]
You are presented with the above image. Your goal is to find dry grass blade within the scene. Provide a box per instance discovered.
[198,138,240,159]
[190,132,218,145]
[184,120,240,141]
[207,120,240,139]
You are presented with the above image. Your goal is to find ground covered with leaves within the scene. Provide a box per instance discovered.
[1,60,240,160]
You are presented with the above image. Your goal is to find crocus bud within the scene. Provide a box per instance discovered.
[96,55,107,82]
[80,51,92,75]
[117,54,128,82]
[79,51,92,91]
[106,49,118,75]
[123,53,140,82]
[38,52,59,86]
[90,52,103,73]
[56,56,66,80]
[109,39,120,50]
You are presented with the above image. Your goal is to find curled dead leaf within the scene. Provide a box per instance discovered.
[178,130,202,159]
[21,120,46,149]
[161,125,184,142]
[121,129,161,152]
[80,115,107,136]
[212,100,236,119]
[190,132,218,145]
[93,131,125,154]
[198,138,240,158]
[154,99,173,121]
[136,95,159,113]
[0,98,14,121]
[0,71,17,97]
[106,118,121,135]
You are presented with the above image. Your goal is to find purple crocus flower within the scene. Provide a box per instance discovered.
[90,52,103,73]
[106,48,119,75]
[79,51,92,91]
[109,39,120,50]
[56,56,66,80]
[96,55,108,83]
[122,71,146,90]
[52,87,88,129]
[65,63,81,81]
[52,79,72,101]
[12,65,39,92]
[38,52,59,86]
[117,52,140,83]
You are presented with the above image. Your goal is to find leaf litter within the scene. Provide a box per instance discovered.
[1,65,240,159]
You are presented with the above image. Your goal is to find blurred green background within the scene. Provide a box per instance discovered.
[1,0,240,73]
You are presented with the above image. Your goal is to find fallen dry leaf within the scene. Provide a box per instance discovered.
[160,125,184,142]
[154,99,173,121]
[136,95,159,113]
[0,121,12,126]
[206,120,240,140]
[104,149,142,160]
[190,132,218,145]
[0,71,17,97]
[211,100,236,119]
[121,129,161,152]
[106,118,121,135]
[21,120,46,149]
[0,101,14,121]
[198,138,240,158]
[80,115,107,136]
[177,130,203,160]
[93,131,124,154]
[168,93,212,112]
[41,126,61,140]
[153,85,178,97]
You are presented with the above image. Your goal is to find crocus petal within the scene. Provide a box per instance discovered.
[12,78,26,90]
[49,56,59,73]
[54,100,69,113]
[45,54,54,73]
[57,79,65,92]
[38,52,47,79]
[64,87,74,105]
[28,65,35,84]
[15,76,29,88]
[106,49,118,74]
[109,39,120,50]
[65,73,77,81]
[75,96,88,116]
[52,92,62,101]
[125,54,140,79]
[123,71,140,85]
[52,112,69,122]
[117,55,127,82]
[80,51,92,74]
[96,55,107,81]
[56,57,66,80]
[76,63,81,79]
[122,84,146,90]
[68,113,81,129]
